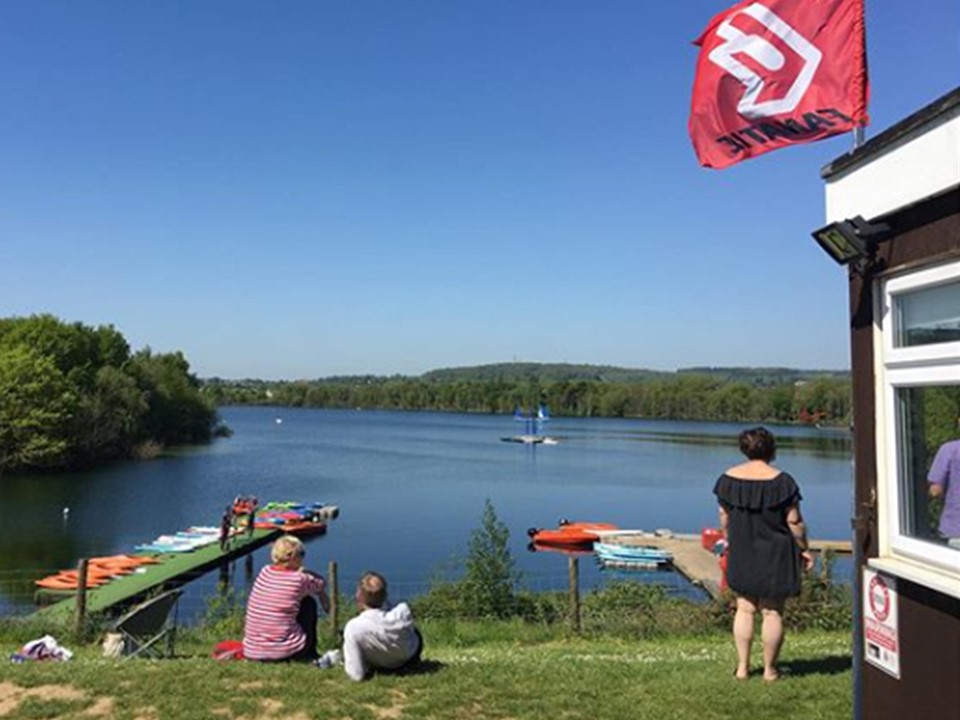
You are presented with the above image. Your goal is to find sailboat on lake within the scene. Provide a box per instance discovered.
[501,404,558,444]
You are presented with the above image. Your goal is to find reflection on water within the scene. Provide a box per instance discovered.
[0,409,853,619]
[579,428,851,459]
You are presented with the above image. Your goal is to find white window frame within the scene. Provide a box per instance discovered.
[874,259,960,594]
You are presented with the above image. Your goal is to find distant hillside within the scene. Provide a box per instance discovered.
[419,362,849,386]
[205,362,853,425]
[420,362,668,384]
[677,366,850,387]
[206,363,851,387]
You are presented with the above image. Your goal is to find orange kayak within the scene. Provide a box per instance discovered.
[527,540,596,556]
[527,521,618,547]
[35,574,109,590]
[90,554,158,569]
[284,521,327,536]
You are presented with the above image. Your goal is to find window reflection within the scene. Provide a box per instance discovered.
[897,385,960,549]
[894,280,960,347]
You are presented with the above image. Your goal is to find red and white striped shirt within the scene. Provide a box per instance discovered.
[242,565,325,660]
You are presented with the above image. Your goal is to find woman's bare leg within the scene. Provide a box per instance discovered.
[733,596,757,679]
[759,599,785,680]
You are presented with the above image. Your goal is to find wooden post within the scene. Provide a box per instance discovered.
[568,556,580,634]
[328,560,339,635]
[74,559,88,641]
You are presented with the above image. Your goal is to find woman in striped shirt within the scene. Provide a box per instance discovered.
[242,535,330,661]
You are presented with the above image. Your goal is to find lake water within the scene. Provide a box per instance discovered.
[0,407,853,619]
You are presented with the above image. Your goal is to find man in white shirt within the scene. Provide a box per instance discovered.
[341,571,422,681]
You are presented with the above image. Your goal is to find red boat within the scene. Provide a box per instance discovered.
[527,540,596,556]
[526,521,618,548]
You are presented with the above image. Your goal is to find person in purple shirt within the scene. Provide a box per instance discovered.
[928,434,960,541]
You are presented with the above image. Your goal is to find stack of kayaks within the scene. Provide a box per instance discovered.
[594,541,673,570]
[34,555,160,591]
[527,521,619,548]
[253,501,337,536]
[133,527,222,553]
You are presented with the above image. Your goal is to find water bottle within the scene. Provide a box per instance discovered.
[315,649,341,669]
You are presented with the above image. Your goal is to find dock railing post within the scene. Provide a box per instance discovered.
[568,556,581,634]
[328,560,339,636]
[74,558,88,642]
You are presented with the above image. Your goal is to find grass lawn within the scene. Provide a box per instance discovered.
[0,624,851,720]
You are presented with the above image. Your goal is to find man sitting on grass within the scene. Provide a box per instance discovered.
[340,571,422,681]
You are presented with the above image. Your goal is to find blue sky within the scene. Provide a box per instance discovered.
[1,1,957,379]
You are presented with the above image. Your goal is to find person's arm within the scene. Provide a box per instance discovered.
[342,624,368,681]
[718,505,729,539]
[787,504,814,571]
[302,570,331,613]
[928,444,950,497]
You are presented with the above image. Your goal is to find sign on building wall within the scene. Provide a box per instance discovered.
[863,568,900,679]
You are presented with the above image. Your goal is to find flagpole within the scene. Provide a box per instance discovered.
[853,0,869,150]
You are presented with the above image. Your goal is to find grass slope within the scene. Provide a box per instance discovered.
[0,628,851,720]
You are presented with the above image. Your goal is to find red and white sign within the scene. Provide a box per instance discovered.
[689,0,869,168]
[863,568,900,679]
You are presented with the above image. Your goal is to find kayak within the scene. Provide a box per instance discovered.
[281,521,328,537]
[35,571,112,590]
[254,520,328,536]
[593,541,672,563]
[527,521,619,547]
[527,540,596,556]
[558,521,620,533]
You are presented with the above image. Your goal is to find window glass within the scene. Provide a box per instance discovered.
[897,384,960,550]
[894,280,960,347]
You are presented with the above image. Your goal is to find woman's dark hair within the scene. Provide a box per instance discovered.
[739,426,776,461]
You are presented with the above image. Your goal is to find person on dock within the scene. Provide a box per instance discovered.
[219,505,233,552]
[713,427,814,682]
[336,571,422,680]
[242,535,330,662]
[247,496,259,537]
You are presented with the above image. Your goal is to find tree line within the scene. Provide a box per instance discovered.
[0,315,224,475]
[203,370,852,425]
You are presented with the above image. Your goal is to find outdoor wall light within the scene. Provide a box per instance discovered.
[811,216,890,274]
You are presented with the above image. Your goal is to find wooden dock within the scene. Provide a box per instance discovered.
[602,531,851,600]
[33,527,281,622]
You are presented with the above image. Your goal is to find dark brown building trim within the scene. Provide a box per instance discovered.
[847,185,960,720]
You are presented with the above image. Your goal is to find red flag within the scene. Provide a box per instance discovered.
[689,0,868,169]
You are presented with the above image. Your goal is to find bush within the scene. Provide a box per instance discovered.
[708,551,853,633]
[181,586,248,644]
[786,551,853,631]
[462,499,520,618]
[415,500,522,620]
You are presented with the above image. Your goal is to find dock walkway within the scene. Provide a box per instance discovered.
[34,527,280,622]
[603,532,851,600]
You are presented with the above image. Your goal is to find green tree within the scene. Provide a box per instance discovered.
[462,499,519,618]
[72,366,148,463]
[0,345,77,474]
[598,385,631,417]
[128,349,217,446]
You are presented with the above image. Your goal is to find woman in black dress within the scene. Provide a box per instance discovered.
[713,427,814,681]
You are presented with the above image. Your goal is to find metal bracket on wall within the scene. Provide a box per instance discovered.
[851,488,877,554]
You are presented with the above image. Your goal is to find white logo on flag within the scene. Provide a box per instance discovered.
[708,2,822,119]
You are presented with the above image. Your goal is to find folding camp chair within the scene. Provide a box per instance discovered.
[113,588,182,659]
